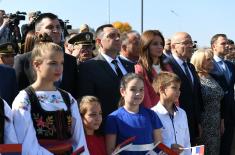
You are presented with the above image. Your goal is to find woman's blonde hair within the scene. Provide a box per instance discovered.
[79,96,101,118]
[190,48,213,76]
[31,33,62,62]
[31,33,63,80]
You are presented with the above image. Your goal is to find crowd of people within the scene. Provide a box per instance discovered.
[0,10,235,155]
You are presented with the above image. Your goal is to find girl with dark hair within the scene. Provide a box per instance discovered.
[105,73,162,155]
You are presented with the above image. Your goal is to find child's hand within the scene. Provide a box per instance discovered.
[171,144,184,154]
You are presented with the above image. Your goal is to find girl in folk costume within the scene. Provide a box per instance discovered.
[79,96,107,155]
[0,98,18,144]
[135,30,172,108]
[12,34,89,155]
[105,73,162,155]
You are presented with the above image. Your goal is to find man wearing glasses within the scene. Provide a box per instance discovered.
[78,24,134,129]
[167,32,204,146]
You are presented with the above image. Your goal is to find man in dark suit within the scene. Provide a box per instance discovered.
[0,64,18,106]
[13,13,78,98]
[167,32,204,145]
[78,24,134,124]
[210,34,235,155]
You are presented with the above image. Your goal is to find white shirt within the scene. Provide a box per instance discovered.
[151,102,191,155]
[12,90,89,155]
[101,53,127,75]
[2,100,18,144]
[152,64,162,74]
[214,55,227,71]
[172,54,194,83]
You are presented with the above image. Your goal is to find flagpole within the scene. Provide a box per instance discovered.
[141,0,143,33]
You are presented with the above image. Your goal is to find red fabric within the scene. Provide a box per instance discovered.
[86,135,107,155]
[135,64,173,108]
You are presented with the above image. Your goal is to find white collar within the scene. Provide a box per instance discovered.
[101,52,116,63]
[213,55,223,63]
[155,102,178,116]
[172,53,185,66]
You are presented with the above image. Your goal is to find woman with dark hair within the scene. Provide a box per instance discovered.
[23,30,36,53]
[135,30,172,108]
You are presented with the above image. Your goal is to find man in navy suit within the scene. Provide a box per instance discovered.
[0,43,18,106]
[13,13,78,98]
[78,24,134,125]
[210,34,235,155]
[167,32,204,145]
[0,64,17,106]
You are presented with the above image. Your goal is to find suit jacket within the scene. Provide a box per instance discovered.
[0,64,18,106]
[167,55,204,143]
[117,55,135,72]
[78,54,134,119]
[210,60,235,124]
[13,52,79,98]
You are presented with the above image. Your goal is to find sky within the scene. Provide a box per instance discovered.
[1,0,235,47]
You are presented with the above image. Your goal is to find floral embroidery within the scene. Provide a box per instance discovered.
[33,113,56,136]
[67,115,72,131]
[38,95,48,103]
[36,116,46,128]
[50,94,62,104]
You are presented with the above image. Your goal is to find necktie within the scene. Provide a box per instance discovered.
[111,60,123,79]
[219,61,230,82]
[182,62,193,86]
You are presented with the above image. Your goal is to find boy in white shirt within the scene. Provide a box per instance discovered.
[151,71,191,155]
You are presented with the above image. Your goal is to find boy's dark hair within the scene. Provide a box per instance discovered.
[152,71,181,93]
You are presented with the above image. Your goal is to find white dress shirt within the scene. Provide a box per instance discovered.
[151,102,191,155]
[101,53,127,75]
[3,99,18,144]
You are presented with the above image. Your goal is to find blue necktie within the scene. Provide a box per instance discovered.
[183,62,193,86]
[219,61,230,82]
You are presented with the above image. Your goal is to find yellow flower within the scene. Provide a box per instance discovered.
[112,21,132,33]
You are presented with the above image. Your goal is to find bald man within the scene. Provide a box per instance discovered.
[167,32,204,145]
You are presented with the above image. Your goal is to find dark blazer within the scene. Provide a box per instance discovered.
[210,59,235,155]
[13,52,79,98]
[167,55,204,144]
[210,60,235,122]
[117,55,135,72]
[78,54,134,119]
[0,64,18,106]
